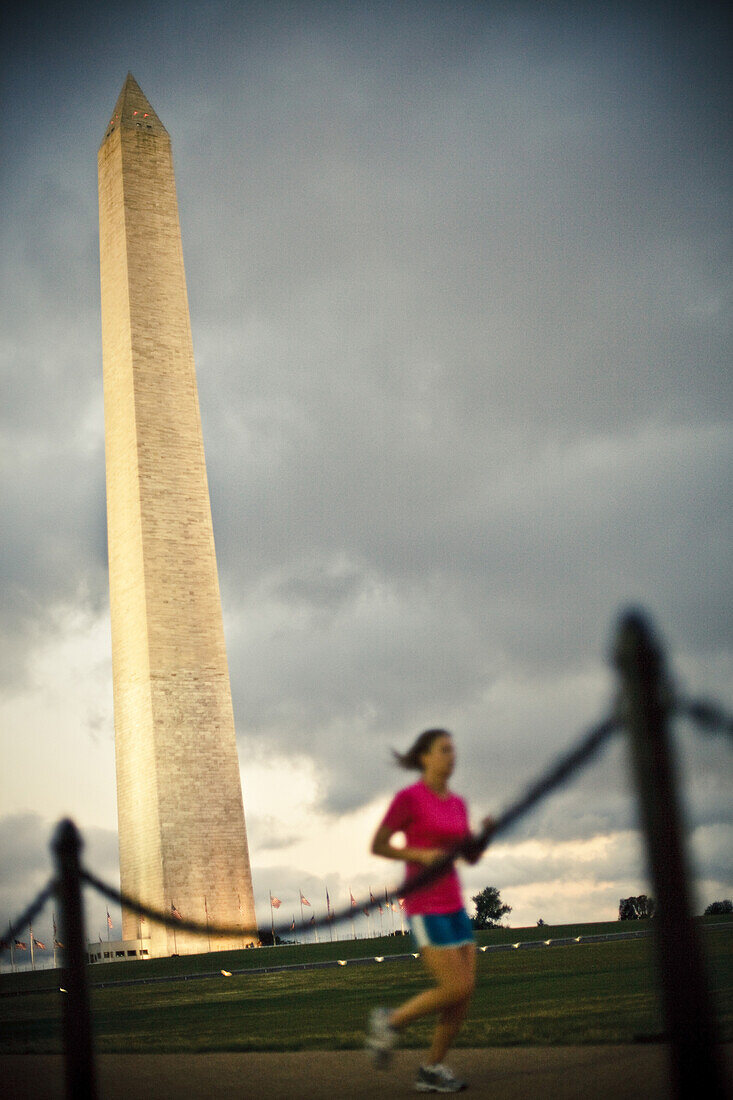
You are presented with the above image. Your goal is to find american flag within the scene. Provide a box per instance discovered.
[14,940,27,950]
[107,910,113,929]
[349,890,356,907]
[33,938,46,950]
[299,891,311,907]
[270,895,282,909]
[171,903,183,921]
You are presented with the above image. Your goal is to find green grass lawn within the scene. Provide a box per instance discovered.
[1,920,730,1053]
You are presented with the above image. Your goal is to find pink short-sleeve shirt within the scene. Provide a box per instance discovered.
[380,780,470,916]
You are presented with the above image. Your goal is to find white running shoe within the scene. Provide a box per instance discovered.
[414,1063,468,1092]
[366,1006,396,1069]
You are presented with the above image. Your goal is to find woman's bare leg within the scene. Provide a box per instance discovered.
[389,942,475,1059]
[426,944,476,1064]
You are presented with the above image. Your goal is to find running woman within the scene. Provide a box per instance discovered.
[366,728,492,1093]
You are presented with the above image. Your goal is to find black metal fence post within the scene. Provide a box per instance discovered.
[52,819,97,1100]
[613,609,727,1099]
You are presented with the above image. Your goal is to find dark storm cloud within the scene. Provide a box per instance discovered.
[1,1,730,911]
[1,64,109,686]
[185,3,731,825]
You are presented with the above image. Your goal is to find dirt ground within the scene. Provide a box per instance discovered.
[3,1046,732,1099]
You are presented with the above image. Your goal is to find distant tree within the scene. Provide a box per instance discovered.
[619,895,656,920]
[536,918,545,927]
[704,900,733,916]
[471,886,511,929]
[258,929,287,946]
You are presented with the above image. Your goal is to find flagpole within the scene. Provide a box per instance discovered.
[269,891,275,946]
[204,895,211,953]
[9,923,14,973]
[349,889,356,940]
[238,892,246,949]
[29,924,35,971]
[299,892,304,944]
[325,888,333,942]
[172,901,178,955]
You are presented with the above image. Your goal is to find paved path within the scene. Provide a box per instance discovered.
[4,1046,732,1099]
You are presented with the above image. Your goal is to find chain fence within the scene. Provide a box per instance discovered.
[2,608,731,1099]
[79,712,621,941]
[5,700,727,948]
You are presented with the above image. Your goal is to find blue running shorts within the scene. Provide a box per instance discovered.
[409,908,475,949]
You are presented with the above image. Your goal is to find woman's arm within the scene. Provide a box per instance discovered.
[462,815,496,865]
[370,823,444,867]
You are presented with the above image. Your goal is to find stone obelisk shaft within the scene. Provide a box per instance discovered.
[98,74,256,956]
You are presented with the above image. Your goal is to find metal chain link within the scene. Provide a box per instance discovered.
[79,712,620,941]
[676,696,733,739]
[1,878,57,948]
[2,694,730,949]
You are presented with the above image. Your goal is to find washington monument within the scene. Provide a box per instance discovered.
[98,74,256,956]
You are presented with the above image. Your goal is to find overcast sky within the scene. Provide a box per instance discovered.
[1,0,731,961]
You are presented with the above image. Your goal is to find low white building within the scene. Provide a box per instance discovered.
[86,939,151,963]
